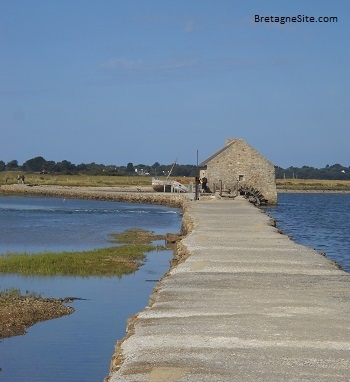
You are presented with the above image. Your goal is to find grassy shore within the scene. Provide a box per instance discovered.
[1,171,193,188]
[0,229,166,277]
[2,171,152,187]
[0,226,171,339]
[276,179,350,191]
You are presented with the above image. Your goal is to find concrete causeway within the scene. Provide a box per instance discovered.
[106,196,350,382]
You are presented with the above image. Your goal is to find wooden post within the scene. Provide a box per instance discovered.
[195,176,199,200]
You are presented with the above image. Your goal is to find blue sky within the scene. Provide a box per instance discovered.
[1,1,348,168]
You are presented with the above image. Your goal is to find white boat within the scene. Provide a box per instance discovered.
[152,159,188,193]
[152,178,188,193]
[152,178,173,192]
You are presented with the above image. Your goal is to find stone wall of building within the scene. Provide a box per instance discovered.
[204,139,277,204]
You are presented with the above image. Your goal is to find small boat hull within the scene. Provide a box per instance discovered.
[152,179,172,192]
[152,178,188,193]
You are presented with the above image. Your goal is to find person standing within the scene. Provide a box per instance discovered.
[202,177,207,192]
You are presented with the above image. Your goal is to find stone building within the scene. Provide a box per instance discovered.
[199,139,277,204]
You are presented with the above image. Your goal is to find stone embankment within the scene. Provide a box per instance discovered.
[0,184,186,208]
[105,196,350,382]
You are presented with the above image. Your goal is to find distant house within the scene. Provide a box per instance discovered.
[199,139,277,204]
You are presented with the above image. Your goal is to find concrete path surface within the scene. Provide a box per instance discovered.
[105,197,350,382]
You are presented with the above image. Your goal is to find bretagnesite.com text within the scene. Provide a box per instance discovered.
[254,14,338,25]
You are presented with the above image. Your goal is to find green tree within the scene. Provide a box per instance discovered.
[126,162,135,174]
[6,160,19,170]
[76,163,88,172]
[55,160,76,173]
[23,156,48,172]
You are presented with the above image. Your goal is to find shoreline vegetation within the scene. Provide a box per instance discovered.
[0,229,176,339]
[1,171,191,189]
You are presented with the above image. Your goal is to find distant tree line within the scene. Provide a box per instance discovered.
[275,164,350,180]
[1,156,349,180]
[0,156,198,177]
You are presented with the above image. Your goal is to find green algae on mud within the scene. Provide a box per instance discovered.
[109,228,165,244]
[0,229,167,277]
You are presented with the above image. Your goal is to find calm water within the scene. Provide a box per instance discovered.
[0,195,182,381]
[263,193,350,273]
[0,195,180,254]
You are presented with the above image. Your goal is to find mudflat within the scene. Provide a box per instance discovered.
[0,293,74,339]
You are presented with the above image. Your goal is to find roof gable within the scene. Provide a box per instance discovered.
[199,139,274,167]
[199,139,237,167]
